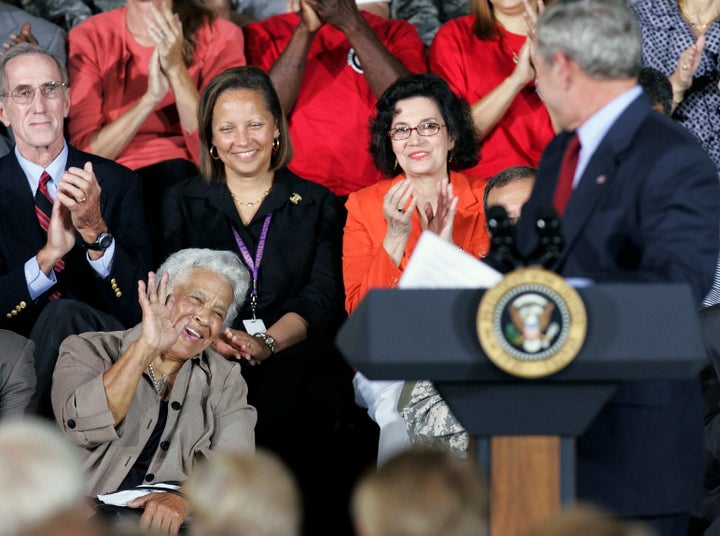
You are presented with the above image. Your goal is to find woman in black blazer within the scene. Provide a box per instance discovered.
[162,66,371,535]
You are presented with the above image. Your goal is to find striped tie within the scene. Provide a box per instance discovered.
[34,171,64,300]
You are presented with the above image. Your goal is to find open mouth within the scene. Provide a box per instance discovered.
[183,326,203,341]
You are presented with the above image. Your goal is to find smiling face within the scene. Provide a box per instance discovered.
[0,53,69,164]
[211,88,279,182]
[390,96,454,181]
[166,268,233,360]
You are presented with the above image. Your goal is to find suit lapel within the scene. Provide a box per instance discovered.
[0,153,47,258]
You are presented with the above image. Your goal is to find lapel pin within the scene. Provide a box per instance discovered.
[289,193,302,204]
[595,175,606,185]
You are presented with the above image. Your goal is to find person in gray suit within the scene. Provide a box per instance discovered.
[0,1,66,61]
[0,330,35,417]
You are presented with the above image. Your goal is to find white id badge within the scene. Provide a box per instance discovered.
[243,318,267,334]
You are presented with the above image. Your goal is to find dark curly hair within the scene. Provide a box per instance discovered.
[369,73,481,178]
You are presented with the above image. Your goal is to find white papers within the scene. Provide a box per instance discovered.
[399,231,503,289]
[97,482,180,506]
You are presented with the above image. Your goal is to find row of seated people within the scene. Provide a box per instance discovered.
[0,415,658,536]
[6,0,716,293]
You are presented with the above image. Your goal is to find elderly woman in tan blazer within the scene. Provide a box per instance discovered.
[52,248,256,535]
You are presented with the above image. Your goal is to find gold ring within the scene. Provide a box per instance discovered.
[78,196,87,203]
[397,207,404,213]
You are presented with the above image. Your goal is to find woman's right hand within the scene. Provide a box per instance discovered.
[146,48,170,106]
[510,41,536,88]
[382,179,416,267]
[138,272,189,355]
[213,327,270,366]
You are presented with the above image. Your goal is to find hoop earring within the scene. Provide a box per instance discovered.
[272,137,280,154]
[210,145,220,160]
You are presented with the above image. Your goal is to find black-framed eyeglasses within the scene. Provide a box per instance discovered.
[388,122,446,141]
[1,82,68,105]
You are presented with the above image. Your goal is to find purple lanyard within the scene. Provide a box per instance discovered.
[231,212,273,320]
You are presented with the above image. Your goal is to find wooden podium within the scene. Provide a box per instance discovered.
[336,283,707,535]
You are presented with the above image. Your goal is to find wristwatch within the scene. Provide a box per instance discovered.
[253,332,276,354]
[83,231,114,251]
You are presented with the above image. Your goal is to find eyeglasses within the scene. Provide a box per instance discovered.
[388,122,446,141]
[1,82,68,105]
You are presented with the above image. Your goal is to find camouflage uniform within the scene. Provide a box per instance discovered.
[19,0,125,31]
[399,380,469,456]
[391,0,469,47]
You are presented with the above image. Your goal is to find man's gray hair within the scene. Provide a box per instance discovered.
[536,0,641,80]
[0,417,86,535]
[0,43,69,96]
[157,248,250,326]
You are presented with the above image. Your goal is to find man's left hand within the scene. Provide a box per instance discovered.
[56,161,107,244]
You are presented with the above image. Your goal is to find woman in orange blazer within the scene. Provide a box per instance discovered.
[343,73,490,315]
[343,73,491,463]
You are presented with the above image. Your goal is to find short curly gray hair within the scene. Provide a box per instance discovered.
[157,248,250,326]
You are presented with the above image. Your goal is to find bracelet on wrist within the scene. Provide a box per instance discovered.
[253,332,276,354]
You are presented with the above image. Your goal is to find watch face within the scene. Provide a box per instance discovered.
[97,232,113,250]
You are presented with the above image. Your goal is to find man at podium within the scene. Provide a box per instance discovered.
[514,1,720,534]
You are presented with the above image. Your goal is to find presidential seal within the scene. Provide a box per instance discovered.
[476,267,587,378]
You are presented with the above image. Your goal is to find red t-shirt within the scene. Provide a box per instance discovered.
[245,12,427,196]
[430,16,554,181]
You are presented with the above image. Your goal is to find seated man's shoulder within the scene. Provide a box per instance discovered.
[68,146,142,187]
[0,330,33,359]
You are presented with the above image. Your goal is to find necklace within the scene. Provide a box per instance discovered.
[147,362,169,396]
[679,1,719,31]
[230,188,271,207]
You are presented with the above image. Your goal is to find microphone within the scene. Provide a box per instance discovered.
[486,205,520,273]
[534,207,564,269]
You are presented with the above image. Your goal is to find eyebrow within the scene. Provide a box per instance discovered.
[187,288,229,313]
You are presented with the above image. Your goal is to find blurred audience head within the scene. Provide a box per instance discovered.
[0,417,102,536]
[188,448,301,536]
[352,447,488,536]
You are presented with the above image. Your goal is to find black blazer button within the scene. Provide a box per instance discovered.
[145,474,154,482]
[160,441,170,451]
[67,419,76,429]
[171,401,182,410]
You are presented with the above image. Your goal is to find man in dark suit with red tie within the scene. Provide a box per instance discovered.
[0,43,151,415]
[514,1,720,534]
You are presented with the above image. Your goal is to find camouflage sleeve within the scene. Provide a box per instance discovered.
[398,380,469,456]
[391,0,469,48]
[391,0,442,48]
[19,0,91,30]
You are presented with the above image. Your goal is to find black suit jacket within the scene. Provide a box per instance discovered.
[0,145,152,335]
[515,94,720,516]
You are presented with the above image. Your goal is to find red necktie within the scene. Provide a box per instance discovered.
[34,171,64,300]
[553,133,581,217]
